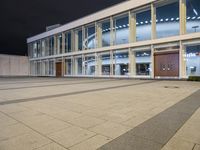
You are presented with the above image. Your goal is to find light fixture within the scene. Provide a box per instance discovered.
[187,17,191,20]
[145,21,148,24]
[192,16,196,20]
[176,17,179,20]
[119,25,122,28]
[123,25,126,27]
[160,19,164,22]
[165,18,169,21]
[198,16,200,19]
[140,22,143,24]
[136,22,139,25]
[193,8,198,16]
[127,24,129,26]
[171,18,174,21]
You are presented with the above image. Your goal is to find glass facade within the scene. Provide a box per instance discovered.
[185,44,200,76]
[114,14,129,45]
[186,0,200,33]
[28,0,200,78]
[156,1,179,38]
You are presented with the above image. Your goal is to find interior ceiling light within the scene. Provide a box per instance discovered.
[160,19,164,22]
[193,8,198,16]
[187,17,191,19]
[165,18,169,21]
[192,16,196,19]
[171,18,174,21]
[176,17,179,20]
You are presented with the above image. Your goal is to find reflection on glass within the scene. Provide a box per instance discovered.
[78,30,83,51]
[85,56,96,75]
[186,0,200,33]
[85,25,96,49]
[102,20,111,47]
[136,9,151,41]
[114,15,129,45]
[49,60,54,75]
[185,45,200,76]
[65,32,72,53]
[135,50,151,76]
[77,57,83,75]
[113,51,129,75]
[65,59,73,75]
[49,36,54,56]
[101,53,111,75]
[156,1,179,38]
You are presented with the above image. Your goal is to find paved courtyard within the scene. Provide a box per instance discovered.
[0,77,200,150]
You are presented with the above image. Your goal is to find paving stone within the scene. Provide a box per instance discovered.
[35,143,67,150]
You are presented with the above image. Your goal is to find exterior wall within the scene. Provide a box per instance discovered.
[0,54,29,76]
[27,0,200,79]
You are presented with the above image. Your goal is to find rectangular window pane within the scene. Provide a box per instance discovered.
[78,30,83,51]
[156,1,179,38]
[186,0,200,33]
[85,25,96,49]
[65,32,72,53]
[102,20,111,47]
[185,44,200,76]
[101,53,111,75]
[136,9,151,41]
[65,58,73,75]
[84,56,96,75]
[114,15,129,45]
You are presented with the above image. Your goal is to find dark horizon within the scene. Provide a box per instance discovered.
[0,0,124,56]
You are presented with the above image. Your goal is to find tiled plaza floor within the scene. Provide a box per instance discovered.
[0,77,199,150]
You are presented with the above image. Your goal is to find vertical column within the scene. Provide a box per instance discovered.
[129,11,136,43]
[62,33,65,54]
[71,30,75,52]
[53,59,56,76]
[179,41,186,78]
[151,45,155,78]
[97,23,102,48]
[54,35,57,55]
[74,57,78,75]
[95,53,99,76]
[151,3,156,39]
[110,17,114,46]
[179,0,186,35]
[82,26,85,50]
[110,51,114,76]
[129,48,136,77]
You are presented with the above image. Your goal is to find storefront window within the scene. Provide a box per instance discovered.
[114,14,129,45]
[113,50,129,75]
[84,56,96,75]
[76,57,83,75]
[49,36,54,56]
[136,9,151,41]
[156,1,179,38]
[102,20,111,47]
[185,44,200,76]
[186,0,200,33]
[101,53,111,75]
[135,50,151,76]
[49,60,54,76]
[78,30,83,51]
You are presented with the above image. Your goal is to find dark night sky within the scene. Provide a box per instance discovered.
[0,0,125,56]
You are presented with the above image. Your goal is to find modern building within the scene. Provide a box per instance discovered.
[27,0,200,79]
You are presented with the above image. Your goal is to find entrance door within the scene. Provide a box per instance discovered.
[56,62,62,77]
[154,52,179,77]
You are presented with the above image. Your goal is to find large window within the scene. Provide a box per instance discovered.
[77,29,83,51]
[136,9,151,41]
[113,50,129,75]
[49,60,54,76]
[76,57,83,75]
[114,14,129,45]
[156,1,179,38]
[101,53,111,75]
[84,55,96,75]
[49,36,54,56]
[85,25,96,49]
[135,50,151,76]
[65,58,73,75]
[65,32,72,53]
[57,34,62,54]
[186,0,200,33]
[185,44,200,76]
[101,20,111,47]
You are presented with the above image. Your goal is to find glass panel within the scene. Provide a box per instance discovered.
[84,56,96,75]
[36,61,41,75]
[102,20,111,47]
[78,30,83,51]
[156,1,179,38]
[185,44,200,76]
[65,58,73,75]
[136,9,151,41]
[65,32,72,53]
[77,58,83,75]
[101,53,111,75]
[41,40,45,57]
[114,14,129,45]
[113,51,129,75]
[85,25,96,49]
[135,50,151,76]
[49,60,54,75]
[58,34,62,54]
[186,0,200,33]
[49,36,54,56]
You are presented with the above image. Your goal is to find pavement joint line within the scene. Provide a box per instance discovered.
[0,79,117,91]
[0,80,156,105]
[0,110,70,150]
[98,89,200,150]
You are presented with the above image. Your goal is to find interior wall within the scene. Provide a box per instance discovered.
[0,54,29,76]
